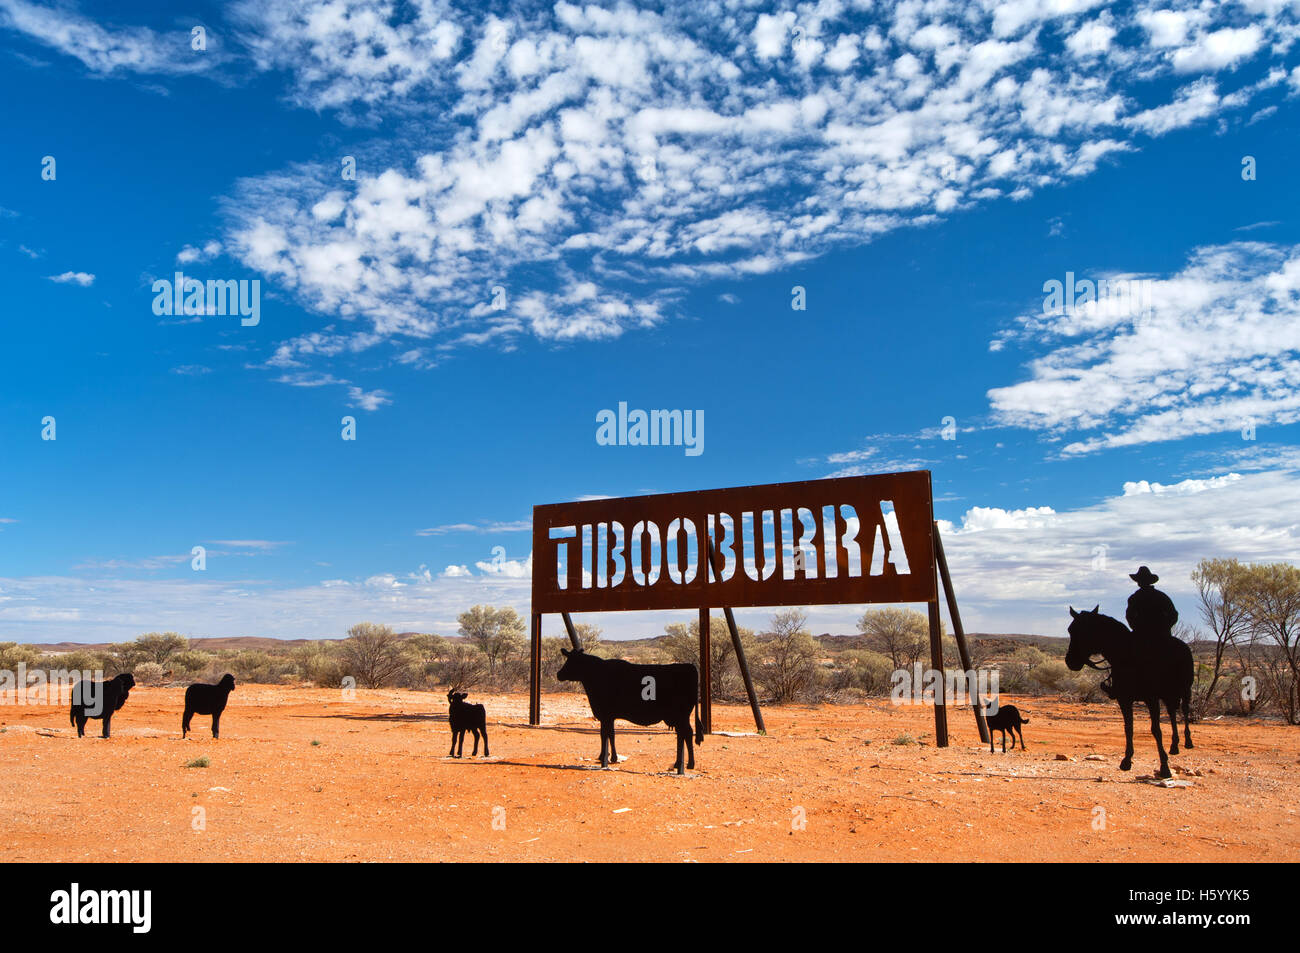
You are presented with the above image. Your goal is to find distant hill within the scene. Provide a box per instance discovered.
[33,629,1061,653]
[35,632,470,653]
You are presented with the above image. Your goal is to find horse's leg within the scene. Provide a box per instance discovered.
[1148,700,1171,779]
[1165,699,1179,755]
[1119,699,1134,771]
[1182,695,1194,749]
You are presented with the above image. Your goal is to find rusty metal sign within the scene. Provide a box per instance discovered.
[531,471,936,613]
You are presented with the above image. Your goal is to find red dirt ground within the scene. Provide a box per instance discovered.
[2,685,1296,862]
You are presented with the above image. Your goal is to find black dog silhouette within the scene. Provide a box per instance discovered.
[183,674,236,739]
[984,703,1029,752]
[70,673,135,738]
[1066,606,1194,779]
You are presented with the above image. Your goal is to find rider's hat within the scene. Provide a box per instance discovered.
[1130,566,1159,586]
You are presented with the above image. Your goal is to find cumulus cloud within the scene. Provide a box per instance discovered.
[988,241,1300,455]
[200,0,1299,377]
[9,467,1297,642]
[176,240,222,264]
[934,468,1300,634]
[11,1,1299,399]
[47,271,94,286]
[475,552,533,578]
[0,0,220,75]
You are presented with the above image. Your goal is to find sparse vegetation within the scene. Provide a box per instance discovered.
[14,558,1298,721]
[184,756,210,768]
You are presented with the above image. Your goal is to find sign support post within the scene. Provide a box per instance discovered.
[934,522,990,743]
[698,606,712,733]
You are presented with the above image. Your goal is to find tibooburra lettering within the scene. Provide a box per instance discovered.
[595,402,703,456]
[151,271,260,326]
[49,884,151,934]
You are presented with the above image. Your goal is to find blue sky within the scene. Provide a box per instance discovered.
[1,0,1298,643]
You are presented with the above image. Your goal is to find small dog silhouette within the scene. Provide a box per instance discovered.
[984,703,1029,753]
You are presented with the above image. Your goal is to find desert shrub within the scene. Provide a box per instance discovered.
[133,662,171,686]
[338,623,412,689]
[832,649,896,697]
[662,616,757,702]
[436,643,488,690]
[997,647,1049,693]
[170,650,216,678]
[133,632,188,665]
[225,650,295,685]
[41,649,109,677]
[496,656,530,690]
[1027,659,1074,693]
[0,642,44,671]
[292,641,346,688]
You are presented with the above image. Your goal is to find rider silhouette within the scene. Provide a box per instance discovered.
[1126,566,1178,645]
[1093,566,1180,700]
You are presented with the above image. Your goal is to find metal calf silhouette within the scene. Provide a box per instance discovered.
[71,672,135,738]
[556,648,703,775]
[1065,606,1194,779]
[183,673,236,739]
[447,690,489,758]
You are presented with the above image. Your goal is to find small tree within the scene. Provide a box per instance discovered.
[572,622,602,653]
[1240,562,1300,724]
[1191,558,1250,717]
[457,606,526,681]
[662,616,756,700]
[857,608,931,671]
[292,641,344,688]
[339,622,410,689]
[134,632,188,666]
[756,609,819,702]
[440,644,488,690]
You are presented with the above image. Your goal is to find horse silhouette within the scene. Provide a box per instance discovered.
[1065,606,1194,779]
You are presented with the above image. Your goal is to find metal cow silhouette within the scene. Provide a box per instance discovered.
[1065,606,1194,779]
[556,648,703,775]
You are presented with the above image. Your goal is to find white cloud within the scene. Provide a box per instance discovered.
[9,468,1296,643]
[474,552,533,578]
[347,386,392,411]
[176,240,222,264]
[417,520,531,536]
[934,468,1300,635]
[988,242,1300,454]
[47,271,94,286]
[195,0,1299,379]
[0,0,219,75]
[1171,25,1264,73]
